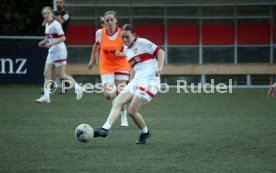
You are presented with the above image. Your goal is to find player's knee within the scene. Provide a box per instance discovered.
[127,107,136,117]
[56,73,66,79]
[112,97,123,108]
[104,93,115,100]
[44,70,51,78]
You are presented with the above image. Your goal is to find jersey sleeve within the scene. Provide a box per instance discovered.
[139,38,160,56]
[55,22,65,36]
[95,29,102,44]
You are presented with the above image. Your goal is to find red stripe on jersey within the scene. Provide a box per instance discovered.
[153,47,160,56]
[128,53,155,68]
[138,87,155,98]
[54,59,67,63]
[114,72,129,76]
[46,33,65,38]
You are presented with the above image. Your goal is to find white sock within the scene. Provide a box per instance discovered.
[121,110,127,121]
[44,88,50,99]
[102,121,112,130]
[74,83,81,92]
[141,127,148,134]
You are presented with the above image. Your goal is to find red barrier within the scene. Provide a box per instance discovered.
[203,24,234,45]
[66,24,271,45]
[134,25,164,45]
[66,25,95,45]
[168,25,199,45]
[238,24,270,44]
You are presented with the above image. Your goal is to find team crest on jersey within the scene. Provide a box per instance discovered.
[147,43,153,48]
[133,48,138,54]
[134,56,141,62]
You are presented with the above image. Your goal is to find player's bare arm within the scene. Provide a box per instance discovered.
[38,38,48,47]
[88,43,100,70]
[54,15,65,24]
[42,19,47,27]
[156,49,165,77]
[129,69,135,82]
[115,50,125,57]
[43,36,66,48]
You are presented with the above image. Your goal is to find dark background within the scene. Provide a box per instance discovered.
[0,0,52,36]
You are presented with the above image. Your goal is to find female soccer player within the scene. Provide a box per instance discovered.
[88,11,130,126]
[93,24,165,144]
[36,6,83,103]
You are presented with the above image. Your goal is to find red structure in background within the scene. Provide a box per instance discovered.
[66,24,271,45]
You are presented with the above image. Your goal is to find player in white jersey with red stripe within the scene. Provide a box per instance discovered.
[36,6,83,103]
[93,24,165,144]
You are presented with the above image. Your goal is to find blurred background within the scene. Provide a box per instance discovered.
[1,0,276,87]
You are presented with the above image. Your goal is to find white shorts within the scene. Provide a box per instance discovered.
[124,77,160,103]
[46,48,67,67]
[101,70,129,85]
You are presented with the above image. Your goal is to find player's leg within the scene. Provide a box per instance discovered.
[35,63,54,103]
[127,96,147,129]
[55,64,83,100]
[94,91,133,137]
[127,96,151,144]
[128,82,159,144]
[40,66,56,95]
[101,74,116,100]
[116,80,128,127]
[103,83,117,100]
[115,70,130,127]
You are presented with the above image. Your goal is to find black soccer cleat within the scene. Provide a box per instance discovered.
[94,128,109,138]
[136,131,151,144]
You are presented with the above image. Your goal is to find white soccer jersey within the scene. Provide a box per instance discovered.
[45,20,67,66]
[123,38,160,78]
[45,20,66,51]
[123,38,160,102]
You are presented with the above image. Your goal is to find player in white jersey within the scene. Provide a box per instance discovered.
[93,24,165,144]
[36,6,83,103]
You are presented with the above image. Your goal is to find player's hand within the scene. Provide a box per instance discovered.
[43,43,52,48]
[54,15,61,20]
[88,61,94,71]
[38,41,45,47]
[155,68,162,77]
[115,50,124,57]
[267,83,276,97]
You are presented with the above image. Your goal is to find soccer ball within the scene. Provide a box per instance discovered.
[75,124,94,143]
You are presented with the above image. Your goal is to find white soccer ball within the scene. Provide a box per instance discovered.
[75,124,94,143]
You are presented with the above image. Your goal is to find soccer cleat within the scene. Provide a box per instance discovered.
[76,87,84,100]
[35,95,50,104]
[120,119,128,127]
[94,128,108,137]
[136,131,151,144]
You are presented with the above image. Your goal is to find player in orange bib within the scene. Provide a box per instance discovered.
[88,11,130,127]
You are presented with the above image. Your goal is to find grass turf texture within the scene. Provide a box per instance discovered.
[0,85,275,173]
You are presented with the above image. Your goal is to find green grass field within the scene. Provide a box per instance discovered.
[0,85,275,173]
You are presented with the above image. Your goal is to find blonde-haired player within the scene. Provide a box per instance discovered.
[88,11,130,126]
[36,6,83,103]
